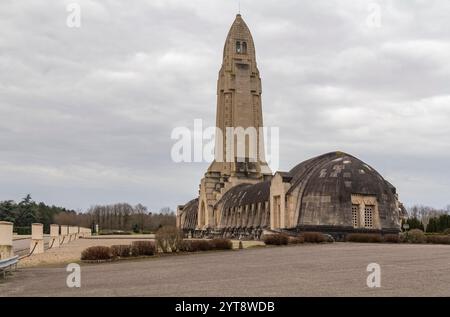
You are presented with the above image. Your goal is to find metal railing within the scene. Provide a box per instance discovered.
[0,255,19,278]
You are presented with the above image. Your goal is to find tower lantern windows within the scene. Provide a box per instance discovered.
[236,41,247,54]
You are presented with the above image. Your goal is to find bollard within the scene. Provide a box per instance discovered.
[49,224,60,248]
[30,223,44,254]
[0,221,14,260]
[60,225,68,244]
[80,227,90,238]
[69,226,77,241]
[67,226,73,242]
[95,224,99,235]
[68,226,74,242]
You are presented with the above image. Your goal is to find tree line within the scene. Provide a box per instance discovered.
[55,203,176,233]
[0,195,175,234]
[4,197,448,234]
[0,194,77,233]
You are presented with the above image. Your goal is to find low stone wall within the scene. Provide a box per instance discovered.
[1,222,93,259]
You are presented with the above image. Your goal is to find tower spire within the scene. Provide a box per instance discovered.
[196,14,271,230]
[213,14,270,176]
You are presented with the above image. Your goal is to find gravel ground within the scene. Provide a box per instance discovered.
[13,236,263,268]
[1,243,450,296]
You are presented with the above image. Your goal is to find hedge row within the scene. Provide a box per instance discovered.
[346,233,384,243]
[302,232,328,243]
[263,232,330,245]
[263,234,289,245]
[179,238,233,252]
[263,231,450,245]
[98,230,134,236]
[81,246,114,261]
[81,241,156,261]
[346,230,450,244]
[81,238,233,261]
[425,235,450,244]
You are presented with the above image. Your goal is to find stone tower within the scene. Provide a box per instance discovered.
[197,14,272,230]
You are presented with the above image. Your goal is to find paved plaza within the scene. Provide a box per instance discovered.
[1,243,450,296]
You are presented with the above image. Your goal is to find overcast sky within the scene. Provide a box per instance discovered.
[0,0,449,212]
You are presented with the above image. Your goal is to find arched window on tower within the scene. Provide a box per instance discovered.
[236,41,241,53]
[242,41,247,54]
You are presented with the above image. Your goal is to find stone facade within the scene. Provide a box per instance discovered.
[195,14,272,230]
[177,15,404,239]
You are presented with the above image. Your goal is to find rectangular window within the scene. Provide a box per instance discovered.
[364,205,374,228]
[352,204,359,228]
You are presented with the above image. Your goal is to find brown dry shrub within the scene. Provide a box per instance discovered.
[302,232,328,243]
[211,238,233,250]
[426,235,450,244]
[346,233,383,243]
[263,234,289,245]
[131,241,156,256]
[111,245,132,257]
[155,226,183,253]
[406,229,426,244]
[288,236,305,244]
[81,246,114,261]
[179,240,213,252]
[383,234,400,243]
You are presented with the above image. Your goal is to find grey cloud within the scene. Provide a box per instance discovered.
[0,0,449,211]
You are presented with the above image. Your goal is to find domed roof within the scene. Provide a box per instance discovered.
[286,151,400,229]
[179,198,198,230]
[288,151,394,195]
[215,181,270,210]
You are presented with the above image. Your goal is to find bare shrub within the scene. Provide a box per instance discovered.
[156,226,183,253]
[407,229,426,244]
[288,236,305,244]
[178,240,193,252]
[263,234,289,245]
[426,235,450,244]
[179,240,213,252]
[346,233,383,243]
[179,239,234,252]
[111,245,132,257]
[190,240,213,251]
[211,238,233,250]
[383,234,400,243]
[131,241,156,256]
[302,232,328,243]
